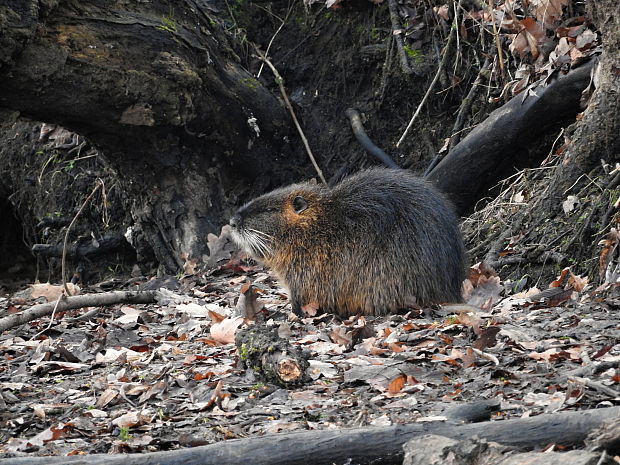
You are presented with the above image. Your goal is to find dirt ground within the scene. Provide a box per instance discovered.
[0,248,618,458]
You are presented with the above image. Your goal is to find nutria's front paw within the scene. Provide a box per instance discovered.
[290,296,303,317]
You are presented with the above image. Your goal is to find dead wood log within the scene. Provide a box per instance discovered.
[426,60,596,215]
[0,290,157,333]
[31,234,131,259]
[2,406,617,465]
[235,326,309,386]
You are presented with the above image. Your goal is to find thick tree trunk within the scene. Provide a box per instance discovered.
[544,0,620,203]
[0,0,302,272]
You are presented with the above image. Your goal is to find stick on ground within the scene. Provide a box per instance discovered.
[0,290,158,333]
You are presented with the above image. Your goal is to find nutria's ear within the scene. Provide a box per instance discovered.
[307,178,318,185]
[292,196,308,214]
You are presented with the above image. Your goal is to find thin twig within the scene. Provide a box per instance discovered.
[62,179,103,295]
[452,0,461,75]
[595,451,607,465]
[396,0,462,148]
[256,3,293,78]
[377,33,395,105]
[486,0,505,77]
[255,48,326,184]
[448,56,491,150]
[568,376,619,398]
[31,294,64,340]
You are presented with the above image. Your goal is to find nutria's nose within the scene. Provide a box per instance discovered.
[229,214,242,228]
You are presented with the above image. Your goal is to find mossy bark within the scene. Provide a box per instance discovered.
[0,0,302,272]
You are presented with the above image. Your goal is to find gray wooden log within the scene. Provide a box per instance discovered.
[1,406,617,465]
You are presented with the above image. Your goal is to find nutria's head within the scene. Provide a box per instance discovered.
[229,182,327,261]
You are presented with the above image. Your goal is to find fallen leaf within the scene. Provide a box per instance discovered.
[112,410,151,428]
[387,374,406,395]
[301,301,319,317]
[473,326,501,350]
[465,274,503,310]
[235,281,263,320]
[508,17,546,59]
[523,391,565,412]
[205,225,236,269]
[180,252,198,275]
[456,313,482,334]
[330,326,353,348]
[528,0,568,29]
[307,360,338,380]
[31,282,80,300]
[208,309,226,323]
[84,408,108,418]
[177,302,215,318]
[575,28,597,50]
[528,347,581,362]
[26,423,72,448]
[550,267,571,288]
[113,306,144,324]
[210,316,244,344]
[96,388,119,408]
[567,272,588,292]
[465,262,497,287]
[434,4,450,21]
[562,195,580,213]
[138,380,168,404]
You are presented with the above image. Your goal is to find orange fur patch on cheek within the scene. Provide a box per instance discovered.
[282,192,320,228]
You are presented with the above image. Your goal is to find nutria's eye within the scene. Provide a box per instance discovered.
[292,196,308,214]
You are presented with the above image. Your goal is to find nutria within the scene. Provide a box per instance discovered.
[229,167,465,317]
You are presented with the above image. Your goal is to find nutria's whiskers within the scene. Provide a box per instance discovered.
[243,229,272,258]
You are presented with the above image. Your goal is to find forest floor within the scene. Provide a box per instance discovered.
[0,237,618,459]
[0,0,617,461]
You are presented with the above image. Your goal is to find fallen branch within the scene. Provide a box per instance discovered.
[235,326,309,386]
[0,290,158,333]
[61,179,103,295]
[2,406,617,465]
[32,233,130,259]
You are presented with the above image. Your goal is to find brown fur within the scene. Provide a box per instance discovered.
[229,168,466,317]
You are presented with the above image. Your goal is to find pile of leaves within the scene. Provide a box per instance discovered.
[0,236,618,457]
